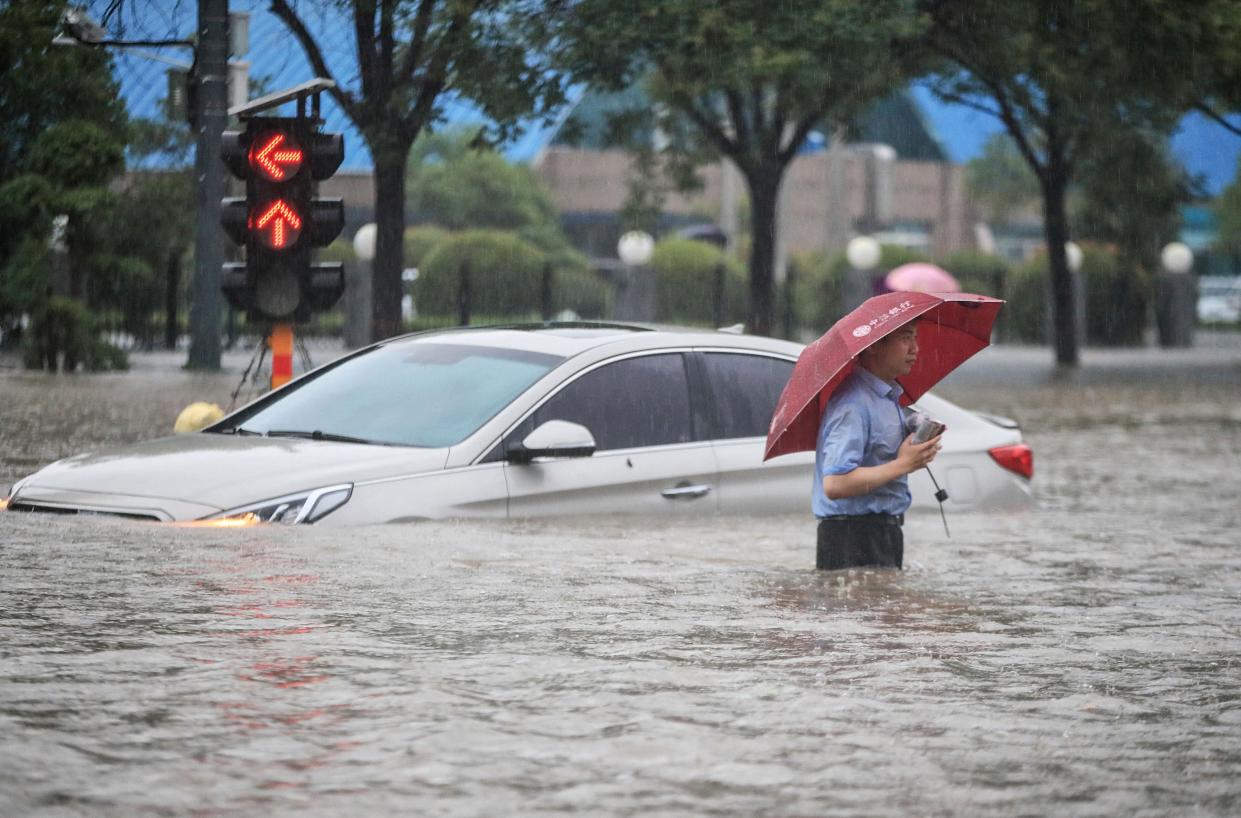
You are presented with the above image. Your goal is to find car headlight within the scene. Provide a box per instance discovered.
[3,476,31,510]
[207,484,353,525]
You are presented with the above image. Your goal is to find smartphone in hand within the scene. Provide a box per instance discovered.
[912,417,946,444]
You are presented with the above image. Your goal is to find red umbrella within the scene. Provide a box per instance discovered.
[764,291,1003,461]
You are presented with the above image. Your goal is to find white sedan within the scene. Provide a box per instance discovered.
[3,324,1032,524]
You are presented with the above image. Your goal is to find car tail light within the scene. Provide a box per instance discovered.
[989,444,1033,479]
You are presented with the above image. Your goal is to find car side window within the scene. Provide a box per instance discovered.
[702,353,794,440]
[506,353,695,453]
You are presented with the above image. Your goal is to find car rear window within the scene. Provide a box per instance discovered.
[231,342,564,447]
[702,353,794,439]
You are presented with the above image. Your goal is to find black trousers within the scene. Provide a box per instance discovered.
[816,514,904,570]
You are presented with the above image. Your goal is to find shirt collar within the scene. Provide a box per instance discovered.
[854,365,904,402]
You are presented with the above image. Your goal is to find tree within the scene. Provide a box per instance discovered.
[1073,129,1194,276]
[919,0,1213,366]
[550,0,921,336]
[0,0,128,337]
[1181,1,1241,138]
[406,129,561,235]
[0,1,126,188]
[271,0,565,342]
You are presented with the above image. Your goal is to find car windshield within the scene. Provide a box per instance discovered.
[228,341,564,447]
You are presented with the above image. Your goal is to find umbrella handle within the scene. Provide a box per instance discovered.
[925,466,950,538]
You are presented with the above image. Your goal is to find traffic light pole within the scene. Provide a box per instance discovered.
[188,0,230,370]
[269,323,294,389]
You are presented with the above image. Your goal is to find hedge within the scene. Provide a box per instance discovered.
[414,229,611,320]
[792,244,930,331]
[1009,244,1150,346]
[22,297,128,372]
[403,224,450,268]
[650,238,746,325]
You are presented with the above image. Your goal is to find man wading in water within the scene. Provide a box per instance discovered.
[813,322,942,570]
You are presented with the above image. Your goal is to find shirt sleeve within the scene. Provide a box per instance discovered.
[819,404,866,476]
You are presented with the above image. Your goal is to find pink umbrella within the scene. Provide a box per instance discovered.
[884,263,960,294]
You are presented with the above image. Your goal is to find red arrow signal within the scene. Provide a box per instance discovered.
[249,132,304,182]
[251,199,303,250]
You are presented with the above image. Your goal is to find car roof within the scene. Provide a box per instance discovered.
[378,321,805,360]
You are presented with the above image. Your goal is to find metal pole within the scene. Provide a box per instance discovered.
[187,0,228,370]
[541,261,554,321]
[781,260,795,339]
[163,250,180,350]
[713,262,725,327]
[270,323,294,389]
[458,260,472,326]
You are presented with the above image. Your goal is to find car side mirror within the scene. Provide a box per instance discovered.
[506,420,596,464]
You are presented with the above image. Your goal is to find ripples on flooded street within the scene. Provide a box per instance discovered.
[1,345,1239,816]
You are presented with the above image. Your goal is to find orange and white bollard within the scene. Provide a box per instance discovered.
[270,323,294,389]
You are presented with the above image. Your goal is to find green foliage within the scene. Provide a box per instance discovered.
[1007,245,1150,346]
[1005,258,1049,344]
[792,244,930,330]
[64,164,192,348]
[552,266,613,319]
[965,135,1040,225]
[1072,130,1191,273]
[1079,246,1151,347]
[0,1,139,343]
[404,129,582,320]
[0,0,127,185]
[551,0,923,333]
[0,237,53,322]
[790,251,845,331]
[22,297,128,372]
[86,254,157,341]
[922,0,1213,361]
[271,0,567,339]
[25,121,125,190]
[403,225,450,267]
[925,1,1196,161]
[0,174,57,273]
[415,230,611,319]
[407,131,561,233]
[938,251,1008,299]
[650,238,746,325]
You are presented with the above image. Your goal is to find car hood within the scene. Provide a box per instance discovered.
[14,433,449,519]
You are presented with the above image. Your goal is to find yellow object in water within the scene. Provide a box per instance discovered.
[174,402,225,433]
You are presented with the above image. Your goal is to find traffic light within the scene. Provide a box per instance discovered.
[220,117,345,322]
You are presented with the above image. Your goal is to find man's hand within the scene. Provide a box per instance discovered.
[895,431,942,475]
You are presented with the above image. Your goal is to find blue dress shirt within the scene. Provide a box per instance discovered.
[812,366,912,518]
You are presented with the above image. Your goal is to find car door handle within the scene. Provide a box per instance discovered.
[661,483,712,500]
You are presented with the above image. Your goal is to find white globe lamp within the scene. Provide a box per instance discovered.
[846,235,881,271]
[353,223,377,262]
[1065,241,1083,273]
[1161,242,1193,275]
[617,230,655,266]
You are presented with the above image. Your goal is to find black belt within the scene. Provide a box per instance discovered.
[820,513,904,526]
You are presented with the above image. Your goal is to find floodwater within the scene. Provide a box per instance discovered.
[2,341,1240,816]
